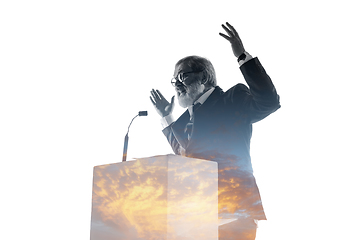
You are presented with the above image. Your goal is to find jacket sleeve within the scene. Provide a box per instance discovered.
[239,57,281,123]
[162,123,183,155]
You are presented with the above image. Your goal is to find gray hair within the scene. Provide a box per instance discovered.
[175,55,217,87]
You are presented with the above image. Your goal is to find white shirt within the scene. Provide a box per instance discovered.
[160,87,215,129]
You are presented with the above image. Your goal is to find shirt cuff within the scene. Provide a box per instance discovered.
[238,51,253,67]
[160,114,175,129]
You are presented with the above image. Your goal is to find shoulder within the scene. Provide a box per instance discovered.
[222,84,250,100]
[208,84,251,109]
[212,84,249,97]
[226,83,250,92]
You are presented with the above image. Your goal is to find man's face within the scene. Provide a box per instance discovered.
[173,63,205,108]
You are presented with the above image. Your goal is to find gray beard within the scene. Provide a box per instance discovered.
[178,94,194,108]
[177,82,203,108]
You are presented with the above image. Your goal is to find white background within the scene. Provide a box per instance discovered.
[1,1,359,239]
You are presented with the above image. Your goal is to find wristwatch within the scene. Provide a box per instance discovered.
[237,52,247,62]
[237,51,253,66]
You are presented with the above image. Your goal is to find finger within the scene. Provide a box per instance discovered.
[151,89,159,95]
[221,23,231,34]
[150,96,156,105]
[219,32,231,41]
[150,89,156,96]
[152,89,161,99]
[151,89,161,101]
[226,22,239,37]
[156,90,165,100]
[225,22,232,27]
[221,24,234,37]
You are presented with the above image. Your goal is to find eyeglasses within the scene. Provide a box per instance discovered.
[171,70,204,87]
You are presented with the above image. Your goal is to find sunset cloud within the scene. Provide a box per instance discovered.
[90,154,218,240]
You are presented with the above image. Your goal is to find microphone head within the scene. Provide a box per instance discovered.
[139,111,148,116]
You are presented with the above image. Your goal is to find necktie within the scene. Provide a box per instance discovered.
[184,103,201,140]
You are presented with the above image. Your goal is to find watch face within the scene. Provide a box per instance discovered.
[238,53,247,62]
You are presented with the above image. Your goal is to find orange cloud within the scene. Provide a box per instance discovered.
[90,155,218,240]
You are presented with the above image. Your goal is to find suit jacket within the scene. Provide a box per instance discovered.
[163,57,280,220]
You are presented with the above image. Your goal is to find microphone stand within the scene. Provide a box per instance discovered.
[122,111,147,162]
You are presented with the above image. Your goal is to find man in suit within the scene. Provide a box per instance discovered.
[150,22,280,240]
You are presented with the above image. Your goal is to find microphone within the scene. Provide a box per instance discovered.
[122,111,148,162]
[138,111,148,116]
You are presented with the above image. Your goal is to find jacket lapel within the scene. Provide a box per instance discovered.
[170,86,223,150]
[170,110,190,149]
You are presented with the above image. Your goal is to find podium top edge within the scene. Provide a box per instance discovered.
[93,154,218,168]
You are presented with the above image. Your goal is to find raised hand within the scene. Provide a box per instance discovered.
[150,89,175,117]
[219,22,245,58]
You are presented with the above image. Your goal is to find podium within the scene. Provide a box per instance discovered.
[90,154,218,240]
